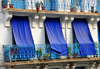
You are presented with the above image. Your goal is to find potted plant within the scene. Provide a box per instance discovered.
[43,54,46,60]
[95,41,99,57]
[36,48,43,60]
[46,53,50,60]
[67,46,72,59]
[42,4,45,10]
[74,53,78,59]
[70,6,74,12]
[2,0,7,8]
[91,6,94,13]
[9,4,13,8]
[35,1,40,10]
[41,2,45,10]
[81,10,84,12]
[73,6,77,12]
[95,11,99,13]
[43,53,50,60]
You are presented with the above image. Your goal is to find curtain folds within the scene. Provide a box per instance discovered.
[11,16,35,59]
[72,18,95,56]
[44,18,67,56]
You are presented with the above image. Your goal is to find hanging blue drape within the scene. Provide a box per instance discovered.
[11,16,35,59]
[99,21,100,26]
[44,18,67,56]
[72,18,95,56]
[98,21,100,55]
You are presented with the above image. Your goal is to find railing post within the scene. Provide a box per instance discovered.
[10,47,12,62]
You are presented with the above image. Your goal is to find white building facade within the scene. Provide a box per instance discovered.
[0,0,100,69]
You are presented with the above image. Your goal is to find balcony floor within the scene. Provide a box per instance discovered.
[2,8,100,16]
[4,57,100,66]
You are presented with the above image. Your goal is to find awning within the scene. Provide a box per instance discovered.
[11,16,35,58]
[44,18,67,56]
[72,18,95,56]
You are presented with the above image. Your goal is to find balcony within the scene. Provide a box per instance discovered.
[3,43,100,66]
[2,0,100,15]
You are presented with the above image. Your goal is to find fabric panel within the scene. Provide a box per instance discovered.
[44,18,67,55]
[72,18,95,56]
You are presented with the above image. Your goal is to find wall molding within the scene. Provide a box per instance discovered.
[70,63,77,69]
[67,16,74,29]
[4,11,12,28]
[92,17,100,29]
[64,63,70,69]
[90,62,96,69]
[31,15,39,28]
[87,17,94,29]
[39,15,46,28]
[61,16,68,29]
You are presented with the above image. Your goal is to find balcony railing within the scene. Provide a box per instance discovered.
[2,0,100,13]
[3,43,99,62]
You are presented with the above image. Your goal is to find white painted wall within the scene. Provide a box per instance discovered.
[0,17,6,69]
[0,0,99,68]
[0,0,2,12]
[0,14,12,45]
[67,26,73,44]
[89,24,98,43]
[0,1,6,68]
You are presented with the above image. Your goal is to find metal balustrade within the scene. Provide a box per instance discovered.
[2,0,100,13]
[3,43,100,62]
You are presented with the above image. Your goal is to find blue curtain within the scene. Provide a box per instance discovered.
[98,21,100,56]
[11,16,35,59]
[44,18,67,56]
[72,18,95,56]
[99,21,100,26]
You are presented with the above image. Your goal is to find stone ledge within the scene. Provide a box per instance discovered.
[5,57,100,66]
[2,8,100,16]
